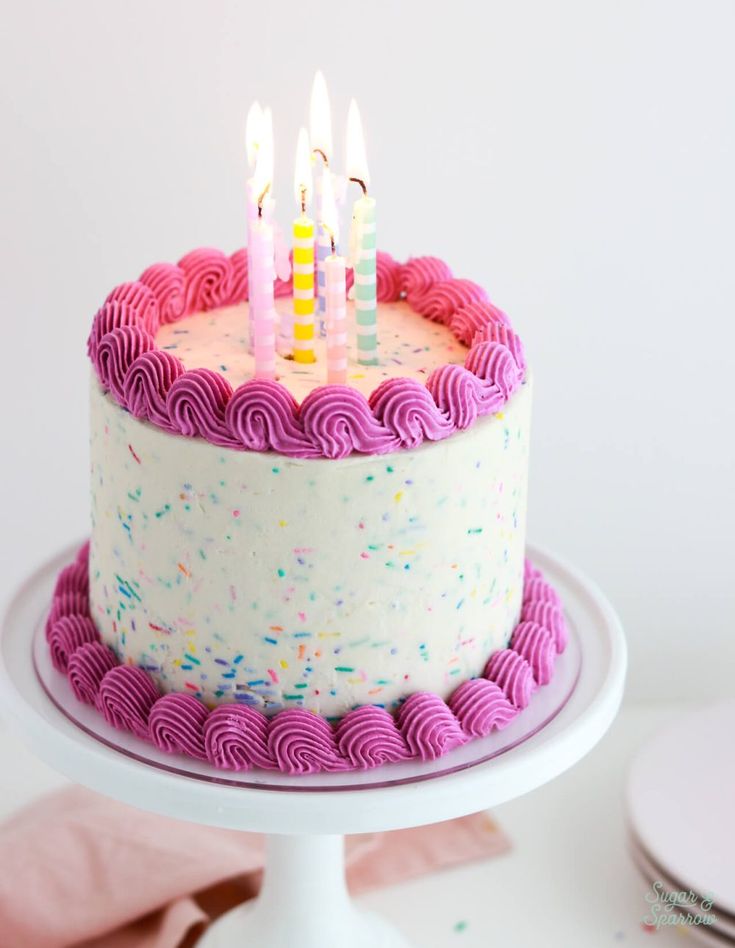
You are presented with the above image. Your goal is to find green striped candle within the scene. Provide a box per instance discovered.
[346,99,378,367]
[352,194,378,365]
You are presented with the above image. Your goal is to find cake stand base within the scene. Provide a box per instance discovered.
[202,835,410,948]
[0,544,626,948]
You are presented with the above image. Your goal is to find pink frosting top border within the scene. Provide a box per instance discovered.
[46,543,568,775]
[87,249,527,459]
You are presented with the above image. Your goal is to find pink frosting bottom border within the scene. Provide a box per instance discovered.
[44,544,569,775]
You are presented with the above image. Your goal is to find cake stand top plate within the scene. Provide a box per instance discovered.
[0,543,625,835]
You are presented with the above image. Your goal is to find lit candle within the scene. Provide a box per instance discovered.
[245,101,265,354]
[249,107,277,380]
[310,70,333,338]
[320,169,347,384]
[346,99,378,366]
[292,128,316,364]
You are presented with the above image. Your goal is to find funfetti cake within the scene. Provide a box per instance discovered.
[42,53,565,777]
[44,247,569,775]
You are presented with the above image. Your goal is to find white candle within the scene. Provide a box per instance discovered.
[310,70,334,338]
[320,169,347,384]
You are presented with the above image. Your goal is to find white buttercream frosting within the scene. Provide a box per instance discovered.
[89,371,532,718]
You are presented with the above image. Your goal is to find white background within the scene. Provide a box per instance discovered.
[1,0,733,704]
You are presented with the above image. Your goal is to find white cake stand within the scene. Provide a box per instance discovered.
[0,543,625,948]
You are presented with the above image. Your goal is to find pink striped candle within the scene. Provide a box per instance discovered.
[245,178,259,354]
[248,107,276,380]
[250,197,277,380]
[310,71,333,338]
[325,253,347,383]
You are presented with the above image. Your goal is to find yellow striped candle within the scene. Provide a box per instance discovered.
[292,128,316,363]
[293,216,315,363]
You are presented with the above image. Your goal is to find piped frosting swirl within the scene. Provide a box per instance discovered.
[123,349,185,432]
[178,248,233,313]
[166,368,239,448]
[448,678,518,737]
[267,709,348,774]
[368,377,454,448]
[96,665,159,739]
[68,642,118,705]
[48,615,98,674]
[400,256,453,307]
[396,692,468,760]
[139,263,186,325]
[335,705,409,768]
[225,379,316,455]
[149,693,209,760]
[104,282,160,336]
[203,705,275,771]
[300,386,398,459]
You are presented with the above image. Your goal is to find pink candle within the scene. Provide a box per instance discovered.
[310,71,334,338]
[250,197,277,380]
[245,179,258,354]
[247,107,277,380]
[245,102,264,354]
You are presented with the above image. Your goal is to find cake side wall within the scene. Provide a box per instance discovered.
[89,376,532,717]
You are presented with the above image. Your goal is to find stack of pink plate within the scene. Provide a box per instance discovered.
[626,703,735,946]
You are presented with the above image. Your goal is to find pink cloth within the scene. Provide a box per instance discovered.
[0,787,510,947]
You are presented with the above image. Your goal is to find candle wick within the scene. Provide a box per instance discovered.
[312,148,329,168]
[322,223,336,255]
[349,176,368,196]
[257,181,271,215]
[300,185,307,215]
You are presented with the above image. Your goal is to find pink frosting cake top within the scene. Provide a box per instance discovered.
[87,248,527,459]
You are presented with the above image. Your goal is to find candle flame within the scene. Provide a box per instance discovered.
[346,99,370,188]
[310,70,332,164]
[245,101,264,169]
[320,166,339,248]
[253,106,273,204]
[294,127,312,211]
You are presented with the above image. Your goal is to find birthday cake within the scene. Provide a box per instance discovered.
[42,78,567,774]
[43,246,569,774]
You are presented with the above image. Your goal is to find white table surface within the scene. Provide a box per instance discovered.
[0,702,695,947]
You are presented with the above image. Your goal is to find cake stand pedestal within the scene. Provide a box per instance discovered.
[205,833,406,947]
[0,545,626,948]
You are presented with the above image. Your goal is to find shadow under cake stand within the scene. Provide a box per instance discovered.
[0,544,626,948]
